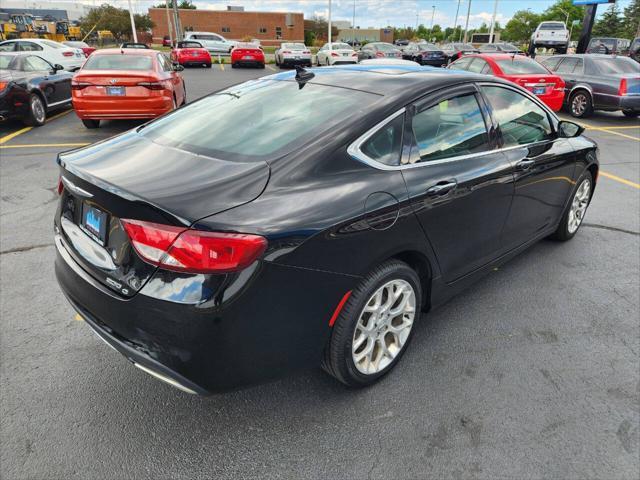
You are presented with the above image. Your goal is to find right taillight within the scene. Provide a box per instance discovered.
[137,81,165,90]
[618,78,628,96]
[121,219,267,274]
[0,81,7,92]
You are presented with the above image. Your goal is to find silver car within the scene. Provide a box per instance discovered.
[183,32,236,54]
[275,43,312,68]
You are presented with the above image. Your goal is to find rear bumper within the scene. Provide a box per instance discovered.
[54,230,358,394]
[419,58,447,67]
[232,59,265,66]
[180,60,211,66]
[537,91,565,112]
[72,95,173,119]
[281,57,312,66]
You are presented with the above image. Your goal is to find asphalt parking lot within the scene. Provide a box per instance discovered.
[1,65,639,479]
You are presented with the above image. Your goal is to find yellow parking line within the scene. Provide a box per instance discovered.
[0,108,72,145]
[599,171,640,189]
[595,126,640,130]
[266,65,275,71]
[46,109,72,123]
[219,62,225,71]
[0,142,89,149]
[576,119,640,141]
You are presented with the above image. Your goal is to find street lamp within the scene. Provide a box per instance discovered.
[430,5,436,31]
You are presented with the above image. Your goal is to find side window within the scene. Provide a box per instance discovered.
[468,58,489,74]
[541,56,562,71]
[0,42,16,52]
[556,58,578,73]
[410,93,490,163]
[24,55,52,71]
[275,27,282,39]
[450,57,472,70]
[17,42,43,51]
[211,35,223,41]
[481,86,553,147]
[360,114,404,166]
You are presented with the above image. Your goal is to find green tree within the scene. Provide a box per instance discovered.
[501,10,541,43]
[79,5,154,41]
[592,1,623,37]
[153,1,196,8]
[622,0,640,38]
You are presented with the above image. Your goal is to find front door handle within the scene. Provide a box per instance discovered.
[426,180,457,197]
[516,159,536,171]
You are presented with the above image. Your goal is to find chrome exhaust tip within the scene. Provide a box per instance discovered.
[133,363,198,394]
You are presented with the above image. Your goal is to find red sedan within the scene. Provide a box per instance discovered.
[170,40,211,68]
[231,43,265,69]
[71,49,186,128]
[449,53,565,111]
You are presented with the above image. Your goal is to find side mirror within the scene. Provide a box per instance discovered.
[53,64,64,72]
[173,63,184,72]
[558,120,584,138]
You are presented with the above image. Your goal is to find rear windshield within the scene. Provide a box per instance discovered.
[499,43,518,50]
[593,57,640,74]
[178,41,202,48]
[330,43,351,50]
[375,43,397,51]
[539,23,565,30]
[141,79,379,161]
[40,40,64,49]
[0,55,14,69]
[496,58,549,74]
[589,38,616,49]
[64,41,88,48]
[82,54,153,71]
[282,43,306,49]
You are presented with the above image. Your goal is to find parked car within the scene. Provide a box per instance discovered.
[394,39,410,47]
[316,42,358,65]
[478,42,523,54]
[449,53,565,111]
[71,49,186,128]
[630,37,640,63]
[358,42,403,62]
[0,52,72,125]
[120,42,150,49]
[162,35,172,47]
[586,37,631,55]
[171,41,211,68]
[401,42,447,67]
[230,43,265,68]
[441,43,479,64]
[54,65,598,394]
[541,54,640,118]
[183,32,236,54]
[530,21,569,54]
[62,40,95,58]
[274,42,312,68]
[0,39,84,71]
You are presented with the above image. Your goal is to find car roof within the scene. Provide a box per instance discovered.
[473,53,528,60]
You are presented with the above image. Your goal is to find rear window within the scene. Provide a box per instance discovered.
[589,38,616,50]
[376,43,397,51]
[283,43,306,49]
[82,54,153,71]
[594,57,640,74]
[330,43,351,50]
[499,43,518,50]
[496,58,549,74]
[178,41,202,48]
[0,55,14,69]
[141,80,379,160]
[539,23,565,30]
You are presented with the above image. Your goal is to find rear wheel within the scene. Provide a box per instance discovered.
[569,90,593,118]
[622,110,639,118]
[81,119,100,129]
[550,171,593,241]
[322,260,421,387]
[24,93,46,126]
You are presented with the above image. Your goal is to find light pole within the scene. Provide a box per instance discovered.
[453,0,462,41]
[352,0,356,29]
[558,8,570,27]
[127,0,137,42]
[429,5,436,32]
[328,0,332,52]
[488,0,498,43]
[165,0,173,47]
[463,0,472,44]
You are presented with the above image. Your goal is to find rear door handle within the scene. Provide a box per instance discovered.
[516,159,536,171]
[426,180,457,197]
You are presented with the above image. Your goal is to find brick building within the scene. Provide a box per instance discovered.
[148,8,304,47]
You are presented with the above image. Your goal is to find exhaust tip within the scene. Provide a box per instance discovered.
[133,362,198,394]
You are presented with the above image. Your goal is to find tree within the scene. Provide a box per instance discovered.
[153,1,196,8]
[622,0,640,38]
[79,5,154,41]
[592,1,623,37]
[501,10,541,43]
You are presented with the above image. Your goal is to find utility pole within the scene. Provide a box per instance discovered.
[463,0,472,44]
[172,0,182,42]
[127,0,137,42]
[328,0,332,51]
[429,5,436,31]
[453,0,462,41]
[165,1,173,47]
[352,0,356,29]
[488,0,498,43]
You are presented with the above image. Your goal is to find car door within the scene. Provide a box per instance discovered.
[400,83,515,282]
[157,53,182,104]
[479,83,576,249]
[23,55,70,104]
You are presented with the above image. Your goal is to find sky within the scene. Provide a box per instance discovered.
[45,0,635,30]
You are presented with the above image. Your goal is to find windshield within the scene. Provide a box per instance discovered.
[82,54,153,71]
[141,80,379,161]
[594,57,640,74]
[283,43,306,49]
[539,23,564,30]
[0,55,14,69]
[496,58,549,74]
[375,43,397,51]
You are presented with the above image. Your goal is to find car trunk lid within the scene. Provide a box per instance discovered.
[504,74,564,96]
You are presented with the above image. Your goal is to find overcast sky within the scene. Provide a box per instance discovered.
[81,0,634,29]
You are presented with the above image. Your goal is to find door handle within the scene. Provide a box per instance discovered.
[516,159,536,171]
[426,180,457,197]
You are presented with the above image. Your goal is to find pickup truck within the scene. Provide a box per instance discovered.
[530,21,569,55]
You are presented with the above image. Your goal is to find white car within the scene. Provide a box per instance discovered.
[316,42,358,66]
[359,58,420,66]
[183,32,236,54]
[275,43,312,68]
[530,21,569,54]
[0,39,84,70]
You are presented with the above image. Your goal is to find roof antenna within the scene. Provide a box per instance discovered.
[294,65,314,87]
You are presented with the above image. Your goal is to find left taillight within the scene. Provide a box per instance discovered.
[0,81,7,92]
[618,78,627,96]
[137,81,165,90]
[71,80,92,90]
[121,219,268,274]
[57,175,64,195]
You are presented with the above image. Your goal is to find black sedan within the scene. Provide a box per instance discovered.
[55,65,598,394]
[401,42,447,67]
[441,42,479,64]
[478,42,523,54]
[0,52,72,126]
[541,54,640,117]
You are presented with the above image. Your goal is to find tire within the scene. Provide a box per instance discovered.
[81,119,100,129]
[322,260,422,387]
[569,90,594,118]
[622,110,639,118]
[23,93,46,126]
[231,62,238,68]
[259,63,265,69]
[181,84,186,106]
[549,171,593,241]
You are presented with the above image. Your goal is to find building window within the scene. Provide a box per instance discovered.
[222,27,230,33]
[275,26,282,39]
[259,27,267,34]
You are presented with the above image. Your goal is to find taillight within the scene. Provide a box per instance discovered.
[375,51,384,57]
[331,52,340,57]
[71,81,92,90]
[303,50,310,54]
[282,50,291,54]
[618,78,627,96]
[0,81,7,91]
[62,51,74,57]
[137,81,165,90]
[121,219,268,273]
[57,176,64,195]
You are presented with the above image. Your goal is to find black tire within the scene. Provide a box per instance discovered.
[569,90,594,118]
[259,63,265,69]
[322,260,422,387]
[549,170,593,242]
[81,119,100,129]
[205,63,211,68]
[231,62,238,68]
[23,92,46,126]
[622,110,639,118]
[181,83,186,106]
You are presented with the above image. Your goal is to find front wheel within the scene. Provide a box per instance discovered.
[550,171,593,241]
[322,260,421,387]
[24,93,46,126]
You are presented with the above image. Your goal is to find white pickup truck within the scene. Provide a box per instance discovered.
[530,21,570,54]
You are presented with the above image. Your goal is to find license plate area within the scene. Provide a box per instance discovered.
[533,87,546,95]
[80,202,108,245]
[106,86,125,96]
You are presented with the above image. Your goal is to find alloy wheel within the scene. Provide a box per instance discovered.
[568,178,591,234]
[31,95,45,124]
[352,279,416,375]
[571,94,587,117]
